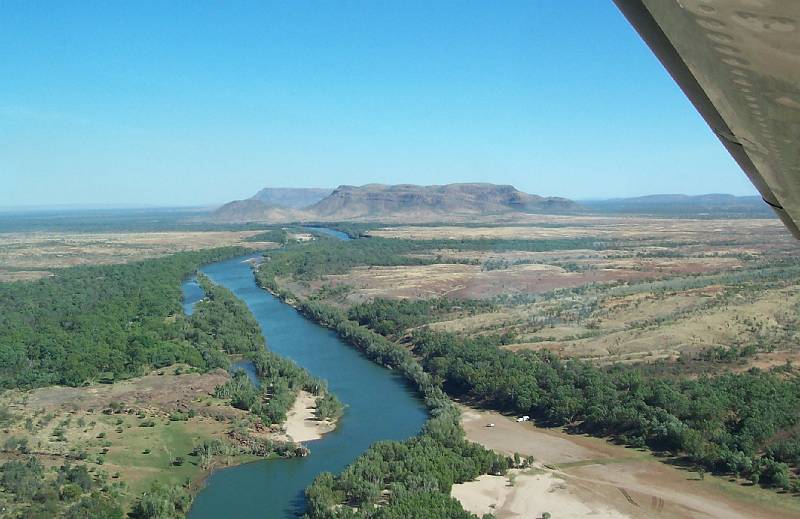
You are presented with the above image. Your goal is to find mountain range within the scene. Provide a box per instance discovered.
[211,183,579,223]
[210,186,774,223]
[250,187,333,209]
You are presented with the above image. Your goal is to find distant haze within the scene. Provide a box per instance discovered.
[250,188,333,209]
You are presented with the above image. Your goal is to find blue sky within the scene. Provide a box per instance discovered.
[1,1,756,207]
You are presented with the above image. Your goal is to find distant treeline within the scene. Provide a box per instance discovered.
[261,236,615,280]
[0,208,273,233]
[582,196,775,218]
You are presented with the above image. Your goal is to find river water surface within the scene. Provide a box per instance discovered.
[186,245,427,518]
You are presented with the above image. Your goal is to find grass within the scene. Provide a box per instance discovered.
[694,468,800,514]
[0,366,266,512]
[103,416,210,496]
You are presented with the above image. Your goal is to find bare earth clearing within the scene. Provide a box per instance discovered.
[455,407,800,519]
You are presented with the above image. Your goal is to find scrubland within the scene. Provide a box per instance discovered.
[259,216,800,518]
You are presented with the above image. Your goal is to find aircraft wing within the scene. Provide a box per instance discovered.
[613,0,800,237]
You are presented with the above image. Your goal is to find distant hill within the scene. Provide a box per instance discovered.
[209,183,579,223]
[582,194,774,217]
[250,187,333,209]
[210,199,309,223]
[307,183,579,220]
[210,187,330,223]
[209,188,775,223]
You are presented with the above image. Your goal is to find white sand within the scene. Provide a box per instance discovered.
[283,391,336,443]
[452,467,629,519]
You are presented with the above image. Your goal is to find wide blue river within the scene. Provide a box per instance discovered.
[186,241,427,517]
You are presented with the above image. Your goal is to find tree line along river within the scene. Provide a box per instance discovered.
[185,230,428,518]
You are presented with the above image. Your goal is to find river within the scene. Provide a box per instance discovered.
[185,236,427,518]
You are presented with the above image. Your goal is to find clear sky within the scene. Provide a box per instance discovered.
[1,1,757,207]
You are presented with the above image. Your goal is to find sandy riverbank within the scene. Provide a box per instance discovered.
[284,391,337,443]
[454,406,800,519]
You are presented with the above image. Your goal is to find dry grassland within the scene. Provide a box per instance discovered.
[310,218,800,369]
[366,216,790,243]
[0,366,281,510]
[323,256,743,301]
[0,230,277,281]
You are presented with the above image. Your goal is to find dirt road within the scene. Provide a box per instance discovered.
[454,406,800,519]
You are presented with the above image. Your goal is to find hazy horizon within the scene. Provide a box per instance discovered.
[0,188,766,213]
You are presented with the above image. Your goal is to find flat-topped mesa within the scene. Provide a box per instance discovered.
[250,187,333,209]
[210,199,311,223]
[307,183,580,219]
[209,183,580,223]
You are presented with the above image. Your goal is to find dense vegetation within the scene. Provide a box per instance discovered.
[192,270,343,441]
[129,483,193,519]
[0,252,257,517]
[0,457,124,518]
[259,237,800,502]
[0,247,248,388]
[306,413,507,519]
[244,228,289,244]
[412,331,800,489]
[348,298,496,338]
[190,271,342,429]
[189,273,265,356]
[256,261,510,518]
[0,247,343,517]
[340,288,800,492]
[215,348,342,426]
[308,222,378,239]
[260,236,615,281]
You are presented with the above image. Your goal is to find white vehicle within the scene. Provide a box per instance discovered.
[486,423,495,428]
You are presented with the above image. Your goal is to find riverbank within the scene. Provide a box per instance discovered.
[188,253,427,518]
[456,406,800,519]
[284,391,337,443]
